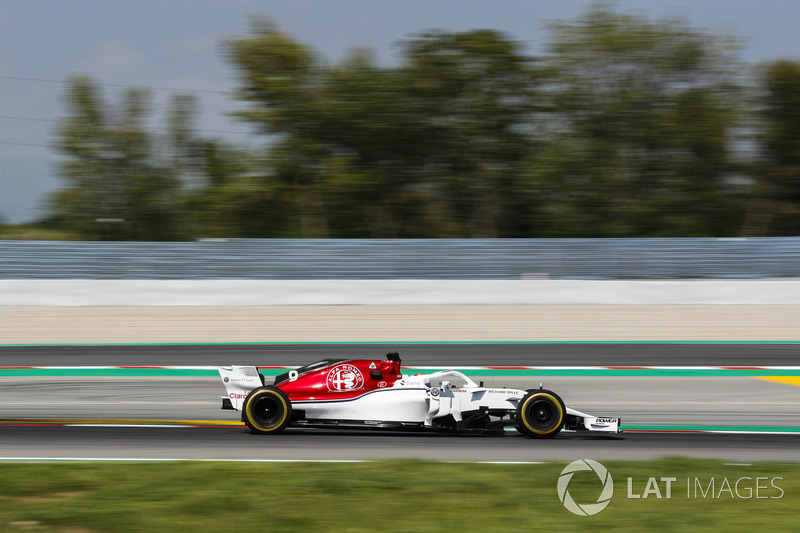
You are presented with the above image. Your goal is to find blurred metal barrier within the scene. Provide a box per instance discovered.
[0,238,798,280]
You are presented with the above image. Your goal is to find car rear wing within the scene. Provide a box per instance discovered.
[218,366,264,411]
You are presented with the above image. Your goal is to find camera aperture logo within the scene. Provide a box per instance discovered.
[558,459,614,516]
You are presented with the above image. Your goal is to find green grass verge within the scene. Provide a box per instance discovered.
[0,459,797,532]
[0,225,83,241]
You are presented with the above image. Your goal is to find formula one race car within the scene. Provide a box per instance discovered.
[218,352,621,438]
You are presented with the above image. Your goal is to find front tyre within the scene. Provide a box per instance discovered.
[242,386,292,434]
[515,390,565,438]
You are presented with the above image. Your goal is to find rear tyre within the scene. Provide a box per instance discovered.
[515,390,565,438]
[241,386,292,434]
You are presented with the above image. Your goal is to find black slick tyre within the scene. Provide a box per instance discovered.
[515,389,565,438]
[241,386,292,434]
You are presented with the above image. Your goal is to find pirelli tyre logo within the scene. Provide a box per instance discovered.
[326,364,365,392]
[557,459,614,516]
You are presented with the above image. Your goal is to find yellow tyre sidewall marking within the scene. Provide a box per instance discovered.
[246,390,288,432]
[521,393,564,435]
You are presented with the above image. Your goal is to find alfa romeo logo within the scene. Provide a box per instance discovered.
[326,364,364,392]
[557,459,614,516]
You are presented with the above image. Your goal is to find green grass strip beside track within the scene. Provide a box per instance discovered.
[1,459,799,532]
[2,367,799,377]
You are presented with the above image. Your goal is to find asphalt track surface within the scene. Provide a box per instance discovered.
[2,342,800,366]
[3,425,800,462]
[1,344,799,462]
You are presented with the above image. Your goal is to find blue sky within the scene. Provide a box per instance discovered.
[1,0,799,224]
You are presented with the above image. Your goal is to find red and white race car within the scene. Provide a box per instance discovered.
[218,352,621,438]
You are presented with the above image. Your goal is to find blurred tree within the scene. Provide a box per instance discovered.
[185,140,287,237]
[164,93,201,185]
[400,29,541,236]
[225,18,335,237]
[529,5,746,237]
[52,76,183,240]
[226,19,539,237]
[47,6,781,240]
[746,60,800,235]
[160,93,270,238]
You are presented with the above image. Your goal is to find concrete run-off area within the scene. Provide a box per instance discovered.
[2,304,800,344]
